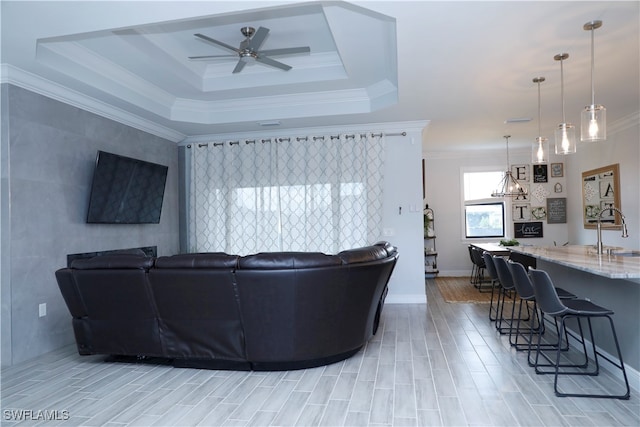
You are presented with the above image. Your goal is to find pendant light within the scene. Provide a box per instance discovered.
[581,20,606,142]
[532,77,548,164]
[491,135,527,198]
[554,53,577,154]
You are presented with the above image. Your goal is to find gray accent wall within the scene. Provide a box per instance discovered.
[0,84,179,366]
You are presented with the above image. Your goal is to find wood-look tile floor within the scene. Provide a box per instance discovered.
[2,279,638,426]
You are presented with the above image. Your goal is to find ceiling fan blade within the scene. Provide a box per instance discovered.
[255,55,292,71]
[247,26,269,51]
[194,33,240,54]
[258,46,310,57]
[232,60,247,74]
[188,54,238,60]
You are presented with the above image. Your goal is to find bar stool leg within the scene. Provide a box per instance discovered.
[549,314,630,399]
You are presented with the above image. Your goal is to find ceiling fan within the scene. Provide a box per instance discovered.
[188,26,310,73]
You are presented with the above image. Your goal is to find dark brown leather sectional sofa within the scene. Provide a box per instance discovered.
[55,242,398,370]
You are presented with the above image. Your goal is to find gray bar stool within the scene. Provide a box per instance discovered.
[529,267,630,400]
[492,255,529,335]
[482,251,501,321]
[507,260,576,360]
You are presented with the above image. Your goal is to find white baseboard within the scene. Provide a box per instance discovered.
[436,270,472,277]
[385,294,426,304]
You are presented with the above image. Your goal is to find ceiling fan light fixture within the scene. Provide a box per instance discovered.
[581,20,606,142]
[532,77,548,164]
[554,53,576,155]
[189,26,310,74]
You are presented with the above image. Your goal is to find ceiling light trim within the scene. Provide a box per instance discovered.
[37,41,176,117]
[171,87,372,124]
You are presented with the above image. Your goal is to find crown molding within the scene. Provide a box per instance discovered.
[609,111,640,134]
[1,64,186,142]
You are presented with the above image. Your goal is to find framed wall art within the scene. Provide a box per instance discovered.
[582,163,621,229]
[533,164,548,183]
[550,162,564,177]
[514,221,543,238]
[546,197,567,224]
[511,164,529,182]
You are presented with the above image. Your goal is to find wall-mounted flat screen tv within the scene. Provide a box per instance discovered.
[86,151,168,224]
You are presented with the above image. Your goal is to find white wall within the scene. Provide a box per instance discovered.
[567,113,640,249]
[423,148,571,277]
[181,121,428,304]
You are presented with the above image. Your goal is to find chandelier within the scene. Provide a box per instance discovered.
[492,135,527,198]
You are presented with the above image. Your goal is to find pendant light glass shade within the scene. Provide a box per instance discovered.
[581,104,606,142]
[581,20,606,142]
[532,77,548,164]
[555,123,577,155]
[533,136,549,164]
[554,53,577,154]
[492,135,527,198]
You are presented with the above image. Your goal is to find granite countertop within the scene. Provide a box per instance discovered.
[509,245,640,279]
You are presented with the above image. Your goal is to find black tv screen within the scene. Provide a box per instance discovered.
[86,151,168,224]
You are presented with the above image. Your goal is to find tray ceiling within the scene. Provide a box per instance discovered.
[34,2,397,129]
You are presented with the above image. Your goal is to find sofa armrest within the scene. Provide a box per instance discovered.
[337,245,388,264]
[70,254,153,270]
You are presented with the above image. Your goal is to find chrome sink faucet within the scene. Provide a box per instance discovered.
[596,206,628,254]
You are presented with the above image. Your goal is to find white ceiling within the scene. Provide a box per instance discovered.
[1,1,639,152]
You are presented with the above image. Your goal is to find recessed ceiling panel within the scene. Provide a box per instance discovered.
[35,1,398,126]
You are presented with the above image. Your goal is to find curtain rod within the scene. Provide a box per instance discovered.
[187,131,406,148]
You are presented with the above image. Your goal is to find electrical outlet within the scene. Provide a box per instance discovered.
[39,303,46,317]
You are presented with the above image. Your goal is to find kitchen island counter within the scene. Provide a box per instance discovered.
[509,245,640,280]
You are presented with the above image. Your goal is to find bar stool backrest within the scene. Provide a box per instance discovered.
[482,251,499,282]
[507,260,535,299]
[528,268,568,316]
[492,255,515,291]
[471,247,485,268]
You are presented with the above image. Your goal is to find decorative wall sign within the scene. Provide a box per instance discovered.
[554,182,563,193]
[546,197,567,224]
[533,164,548,183]
[531,184,550,203]
[513,184,529,202]
[512,164,529,182]
[531,206,547,220]
[582,163,621,229]
[512,203,531,222]
[514,221,543,238]
[551,162,564,177]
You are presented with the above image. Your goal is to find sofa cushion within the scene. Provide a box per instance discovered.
[238,252,342,270]
[338,245,388,264]
[70,254,153,270]
[154,253,238,269]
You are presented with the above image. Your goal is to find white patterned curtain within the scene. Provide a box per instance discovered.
[188,133,385,255]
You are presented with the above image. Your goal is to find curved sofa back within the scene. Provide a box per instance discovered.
[55,242,398,370]
[150,252,245,362]
[235,247,396,368]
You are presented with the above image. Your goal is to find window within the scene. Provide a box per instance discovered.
[465,203,505,238]
[463,171,505,238]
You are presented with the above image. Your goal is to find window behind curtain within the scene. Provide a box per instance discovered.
[188,134,384,255]
[463,171,505,238]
